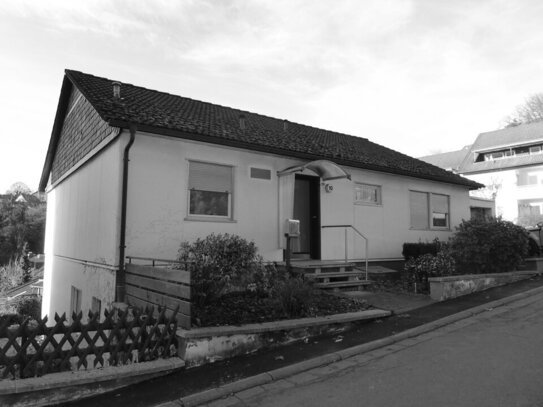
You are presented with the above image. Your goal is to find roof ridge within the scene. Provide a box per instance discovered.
[66,69,369,142]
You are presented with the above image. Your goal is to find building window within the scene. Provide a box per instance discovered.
[410,191,450,229]
[354,183,382,205]
[91,297,101,317]
[188,161,233,218]
[70,286,82,318]
[250,167,272,180]
[431,194,449,228]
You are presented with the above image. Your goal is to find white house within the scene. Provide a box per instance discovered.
[421,121,543,225]
[39,70,481,319]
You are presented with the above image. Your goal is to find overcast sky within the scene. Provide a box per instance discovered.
[1,0,543,193]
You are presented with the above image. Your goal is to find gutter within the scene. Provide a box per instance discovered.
[116,125,136,303]
[108,120,481,190]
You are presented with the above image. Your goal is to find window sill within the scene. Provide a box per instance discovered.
[354,202,383,207]
[184,216,237,223]
[410,227,451,231]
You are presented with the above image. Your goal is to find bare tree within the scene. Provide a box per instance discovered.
[503,93,543,127]
[5,182,31,195]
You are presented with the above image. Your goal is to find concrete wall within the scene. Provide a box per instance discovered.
[42,136,125,318]
[125,133,472,263]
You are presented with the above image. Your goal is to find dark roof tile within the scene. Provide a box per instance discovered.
[49,70,480,189]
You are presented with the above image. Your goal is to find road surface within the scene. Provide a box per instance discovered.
[204,292,543,407]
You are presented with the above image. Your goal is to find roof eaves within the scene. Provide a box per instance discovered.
[109,120,482,190]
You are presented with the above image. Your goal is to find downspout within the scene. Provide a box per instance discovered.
[116,125,136,303]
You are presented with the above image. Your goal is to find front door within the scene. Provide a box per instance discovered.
[293,174,321,259]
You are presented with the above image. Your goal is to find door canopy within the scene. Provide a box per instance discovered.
[277,160,351,181]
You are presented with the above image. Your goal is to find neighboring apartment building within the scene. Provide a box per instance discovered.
[421,121,543,226]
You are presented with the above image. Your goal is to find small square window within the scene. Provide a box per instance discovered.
[354,184,381,205]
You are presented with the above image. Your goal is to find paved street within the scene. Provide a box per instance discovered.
[205,292,543,407]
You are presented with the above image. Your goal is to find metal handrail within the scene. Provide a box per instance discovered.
[321,224,369,280]
[126,256,194,267]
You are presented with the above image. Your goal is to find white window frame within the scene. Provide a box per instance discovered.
[354,183,382,206]
[186,160,235,221]
[409,190,450,230]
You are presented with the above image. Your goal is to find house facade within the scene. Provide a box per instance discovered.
[39,70,481,318]
[421,121,543,225]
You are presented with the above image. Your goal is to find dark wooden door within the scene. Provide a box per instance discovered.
[293,175,321,259]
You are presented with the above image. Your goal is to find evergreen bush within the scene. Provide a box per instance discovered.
[449,217,529,274]
[178,233,277,307]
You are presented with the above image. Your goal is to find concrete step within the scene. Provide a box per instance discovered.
[315,280,373,289]
[306,271,366,279]
[363,265,400,274]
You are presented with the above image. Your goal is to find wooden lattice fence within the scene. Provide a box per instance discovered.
[0,305,178,379]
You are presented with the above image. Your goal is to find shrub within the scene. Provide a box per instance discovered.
[402,241,440,260]
[450,217,529,274]
[272,277,315,318]
[13,295,42,319]
[403,245,456,292]
[178,233,277,307]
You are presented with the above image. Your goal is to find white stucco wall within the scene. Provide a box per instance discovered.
[467,165,543,223]
[125,133,472,263]
[42,136,125,319]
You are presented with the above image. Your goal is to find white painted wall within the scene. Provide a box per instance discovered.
[467,165,543,223]
[42,136,125,319]
[125,133,472,263]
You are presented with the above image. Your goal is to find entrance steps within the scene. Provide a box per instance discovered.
[280,261,401,291]
[288,261,372,292]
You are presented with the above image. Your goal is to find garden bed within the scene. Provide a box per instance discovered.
[193,290,373,327]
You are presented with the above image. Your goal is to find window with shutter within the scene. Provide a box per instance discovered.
[188,161,233,218]
[431,194,449,228]
[410,191,450,229]
[410,191,429,229]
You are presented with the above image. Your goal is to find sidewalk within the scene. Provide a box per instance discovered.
[65,274,543,407]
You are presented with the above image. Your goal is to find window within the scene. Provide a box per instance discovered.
[354,183,382,205]
[188,161,233,218]
[410,191,429,229]
[70,286,82,318]
[530,146,542,154]
[431,194,449,228]
[410,191,450,229]
[91,297,101,317]
[250,167,272,180]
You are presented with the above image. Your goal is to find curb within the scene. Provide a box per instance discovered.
[171,283,543,407]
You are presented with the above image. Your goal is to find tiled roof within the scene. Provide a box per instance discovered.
[471,121,543,152]
[43,69,481,189]
[459,122,543,174]
[461,151,543,174]
[419,122,543,175]
[419,145,472,172]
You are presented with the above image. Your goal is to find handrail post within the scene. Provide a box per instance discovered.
[365,239,369,280]
[285,234,292,275]
[344,228,348,264]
